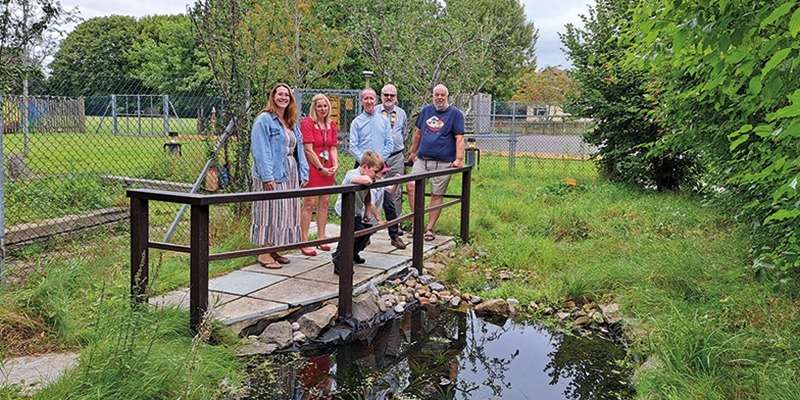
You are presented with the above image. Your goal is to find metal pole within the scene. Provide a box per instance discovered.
[163,95,170,137]
[510,102,517,171]
[163,116,237,243]
[111,95,118,135]
[0,94,5,279]
[22,79,30,156]
[137,95,142,135]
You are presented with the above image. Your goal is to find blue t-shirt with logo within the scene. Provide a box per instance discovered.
[415,105,464,162]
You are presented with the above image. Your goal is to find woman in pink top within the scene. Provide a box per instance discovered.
[299,94,339,256]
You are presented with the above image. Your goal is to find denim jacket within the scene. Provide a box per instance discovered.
[251,112,309,184]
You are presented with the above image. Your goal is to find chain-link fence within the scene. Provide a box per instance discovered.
[0,73,230,251]
[1,80,596,257]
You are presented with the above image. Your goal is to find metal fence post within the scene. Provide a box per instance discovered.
[190,204,210,333]
[130,197,149,303]
[163,95,170,137]
[460,168,471,243]
[510,102,517,171]
[111,95,118,135]
[412,178,426,273]
[0,94,5,279]
[338,191,356,319]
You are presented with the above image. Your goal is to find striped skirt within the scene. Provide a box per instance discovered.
[250,156,301,246]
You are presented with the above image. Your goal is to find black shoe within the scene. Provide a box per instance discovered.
[390,236,407,250]
[353,254,366,264]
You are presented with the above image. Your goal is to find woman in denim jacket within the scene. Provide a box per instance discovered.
[250,83,309,268]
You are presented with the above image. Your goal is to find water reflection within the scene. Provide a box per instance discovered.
[244,305,632,399]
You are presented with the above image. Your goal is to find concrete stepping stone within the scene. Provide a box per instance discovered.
[246,279,339,306]
[297,264,383,286]
[242,255,328,277]
[357,251,412,271]
[0,352,78,395]
[208,270,285,296]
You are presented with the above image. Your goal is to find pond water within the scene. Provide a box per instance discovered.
[244,306,633,399]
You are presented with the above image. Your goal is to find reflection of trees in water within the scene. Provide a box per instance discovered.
[452,311,519,399]
[242,307,630,399]
[544,333,634,400]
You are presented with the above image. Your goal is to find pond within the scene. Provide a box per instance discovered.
[244,305,633,399]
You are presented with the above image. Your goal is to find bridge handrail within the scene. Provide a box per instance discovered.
[128,165,473,332]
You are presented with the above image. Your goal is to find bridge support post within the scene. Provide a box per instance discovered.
[130,197,149,304]
[412,178,426,274]
[338,191,356,320]
[190,204,209,333]
[460,168,471,243]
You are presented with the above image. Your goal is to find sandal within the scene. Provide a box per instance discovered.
[424,230,436,242]
[301,247,317,257]
[271,253,290,264]
[317,243,332,251]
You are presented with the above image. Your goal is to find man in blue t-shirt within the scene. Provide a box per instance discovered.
[405,84,465,241]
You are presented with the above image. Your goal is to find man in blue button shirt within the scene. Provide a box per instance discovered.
[349,88,393,163]
[349,88,407,248]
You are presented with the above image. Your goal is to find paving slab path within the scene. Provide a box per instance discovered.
[151,223,455,333]
[0,352,79,395]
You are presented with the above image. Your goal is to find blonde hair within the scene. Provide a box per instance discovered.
[359,150,384,170]
[308,94,332,125]
[263,83,298,128]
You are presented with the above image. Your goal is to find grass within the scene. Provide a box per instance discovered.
[2,155,798,398]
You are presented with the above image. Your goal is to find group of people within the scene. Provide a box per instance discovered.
[249,82,465,272]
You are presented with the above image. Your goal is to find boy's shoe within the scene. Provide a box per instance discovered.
[353,254,366,264]
[390,236,407,249]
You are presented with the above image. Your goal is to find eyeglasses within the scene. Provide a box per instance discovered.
[381,93,396,97]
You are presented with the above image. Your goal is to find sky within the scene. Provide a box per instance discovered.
[60,0,594,69]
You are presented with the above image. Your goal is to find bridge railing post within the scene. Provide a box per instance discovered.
[338,191,356,319]
[460,167,471,243]
[190,204,209,333]
[130,196,149,304]
[412,177,426,274]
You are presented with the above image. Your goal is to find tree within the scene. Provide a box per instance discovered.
[631,0,800,286]
[128,15,213,96]
[48,16,141,96]
[324,0,537,107]
[561,0,693,191]
[242,0,349,89]
[512,66,578,106]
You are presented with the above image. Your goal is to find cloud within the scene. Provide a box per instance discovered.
[521,0,595,68]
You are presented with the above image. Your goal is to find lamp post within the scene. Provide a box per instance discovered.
[362,70,374,89]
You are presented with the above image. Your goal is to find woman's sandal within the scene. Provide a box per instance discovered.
[424,230,436,242]
[301,247,317,257]
[317,243,331,251]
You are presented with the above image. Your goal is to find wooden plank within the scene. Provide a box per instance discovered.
[5,207,129,246]
[101,175,193,192]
